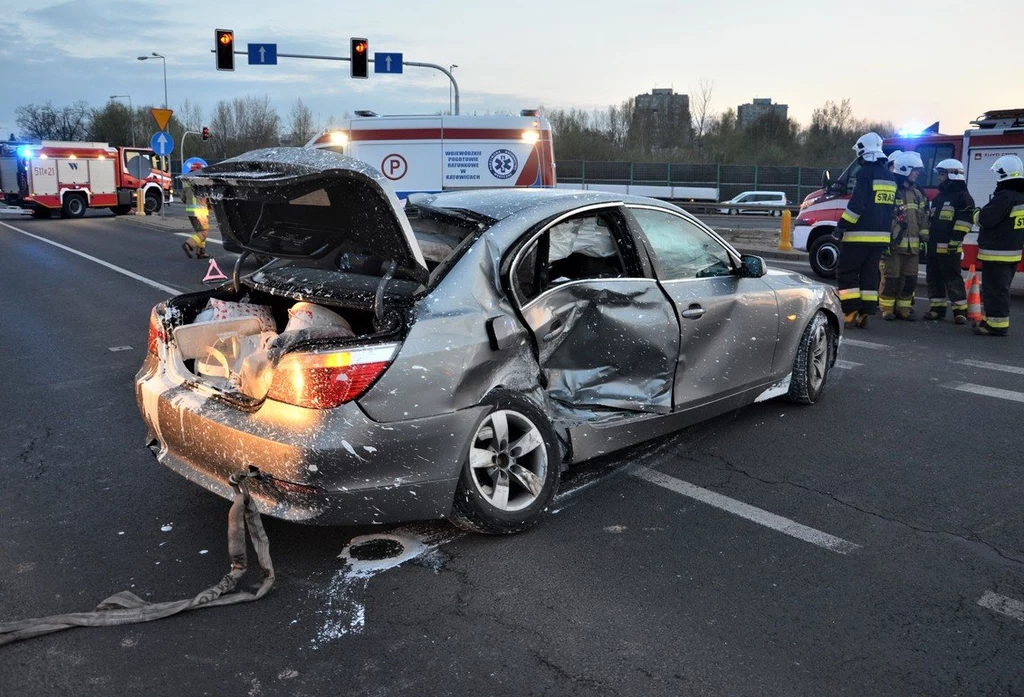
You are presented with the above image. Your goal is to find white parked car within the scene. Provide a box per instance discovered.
[719,191,788,216]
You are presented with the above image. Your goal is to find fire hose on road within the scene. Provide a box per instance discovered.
[0,468,274,647]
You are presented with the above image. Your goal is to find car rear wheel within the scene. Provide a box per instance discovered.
[450,390,560,535]
[62,193,87,218]
[809,235,839,279]
[785,311,835,405]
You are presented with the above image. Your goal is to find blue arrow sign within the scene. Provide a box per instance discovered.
[374,52,403,74]
[150,130,174,156]
[247,43,277,65]
[182,157,209,174]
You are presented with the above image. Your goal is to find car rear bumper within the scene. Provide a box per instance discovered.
[135,355,486,526]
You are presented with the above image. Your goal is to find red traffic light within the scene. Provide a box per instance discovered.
[350,37,369,79]
[201,127,210,140]
[215,29,235,71]
[354,41,366,53]
[219,32,233,45]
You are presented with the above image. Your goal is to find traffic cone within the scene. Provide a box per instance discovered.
[966,265,983,323]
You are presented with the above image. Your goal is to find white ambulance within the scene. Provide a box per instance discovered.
[305,111,556,198]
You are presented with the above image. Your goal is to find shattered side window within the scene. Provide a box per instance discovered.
[630,208,733,281]
[514,240,541,302]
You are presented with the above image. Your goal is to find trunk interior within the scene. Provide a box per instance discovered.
[161,281,407,407]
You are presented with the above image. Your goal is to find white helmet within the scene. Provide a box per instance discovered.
[887,150,903,165]
[991,155,1024,182]
[935,158,966,181]
[893,152,924,177]
[853,132,885,161]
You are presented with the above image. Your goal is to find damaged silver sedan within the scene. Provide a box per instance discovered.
[136,148,843,534]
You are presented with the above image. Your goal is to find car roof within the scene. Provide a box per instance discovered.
[411,187,684,222]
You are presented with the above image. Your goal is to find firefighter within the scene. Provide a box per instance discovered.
[181,162,209,260]
[973,155,1024,336]
[832,132,897,328]
[923,158,974,321]
[880,152,927,320]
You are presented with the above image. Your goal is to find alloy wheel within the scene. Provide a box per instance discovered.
[468,410,548,512]
[808,321,829,392]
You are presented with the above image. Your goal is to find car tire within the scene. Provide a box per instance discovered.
[808,235,840,279]
[62,193,87,219]
[110,205,132,216]
[144,189,162,215]
[449,390,561,535]
[785,311,835,405]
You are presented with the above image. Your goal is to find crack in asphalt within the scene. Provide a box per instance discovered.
[668,448,1024,569]
[17,426,52,480]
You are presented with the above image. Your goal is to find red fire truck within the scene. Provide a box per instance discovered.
[794,108,1024,278]
[13,141,171,218]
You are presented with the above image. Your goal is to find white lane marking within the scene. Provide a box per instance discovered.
[955,359,1024,376]
[942,382,1024,404]
[174,232,223,246]
[842,338,889,350]
[0,220,181,296]
[977,591,1024,623]
[633,467,862,555]
[834,359,863,370]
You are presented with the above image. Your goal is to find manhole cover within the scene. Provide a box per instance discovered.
[349,538,405,561]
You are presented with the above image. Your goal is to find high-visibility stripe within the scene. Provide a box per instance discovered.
[953,222,972,233]
[895,298,913,308]
[920,229,929,239]
[978,249,1023,263]
[952,302,968,311]
[1012,205,1024,214]
[930,298,948,308]
[861,290,879,301]
[873,180,897,191]
[844,232,890,243]
[986,317,1010,329]
[841,210,860,224]
[838,288,861,300]
[879,297,895,309]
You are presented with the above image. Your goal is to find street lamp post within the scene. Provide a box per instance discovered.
[449,64,458,116]
[137,52,168,108]
[109,94,135,147]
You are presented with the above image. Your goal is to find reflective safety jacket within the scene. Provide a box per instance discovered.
[925,179,974,255]
[891,182,928,253]
[836,160,896,244]
[976,186,1024,265]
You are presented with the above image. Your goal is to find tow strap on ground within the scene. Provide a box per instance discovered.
[0,468,275,647]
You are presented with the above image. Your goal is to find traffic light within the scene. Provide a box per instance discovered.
[215,29,235,71]
[201,127,210,140]
[350,37,368,79]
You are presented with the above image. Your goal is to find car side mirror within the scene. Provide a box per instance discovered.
[738,254,766,278]
[821,169,831,191]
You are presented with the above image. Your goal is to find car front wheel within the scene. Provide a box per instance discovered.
[450,390,560,535]
[785,311,835,405]
[809,235,839,278]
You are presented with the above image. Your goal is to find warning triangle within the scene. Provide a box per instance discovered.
[150,108,173,131]
[202,258,227,282]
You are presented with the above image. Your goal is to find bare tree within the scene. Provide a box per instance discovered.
[690,79,715,161]
[15,101,91,140]
[177,98,204,131]
[287,98,316,146]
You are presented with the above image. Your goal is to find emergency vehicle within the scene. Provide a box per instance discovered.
[14,141,171,218]
[793,108,1024,278]
[306,111,556,198]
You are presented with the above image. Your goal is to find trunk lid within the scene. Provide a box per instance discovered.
[184,147,429,284]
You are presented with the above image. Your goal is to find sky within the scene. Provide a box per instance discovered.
[1,0,1021,143]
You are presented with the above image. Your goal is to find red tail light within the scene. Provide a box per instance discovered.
[147,307,167,355]
[267,344,398,409]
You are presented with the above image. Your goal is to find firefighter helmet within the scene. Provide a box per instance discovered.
[991,155,1024,182]
[887,150,903,165]
[853,132,885,161]
[935,158,966,181]
[893,152,924,177]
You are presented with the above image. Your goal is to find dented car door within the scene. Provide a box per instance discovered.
[510,205,680,415]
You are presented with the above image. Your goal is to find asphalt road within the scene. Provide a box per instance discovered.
[1,211,1022,696]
